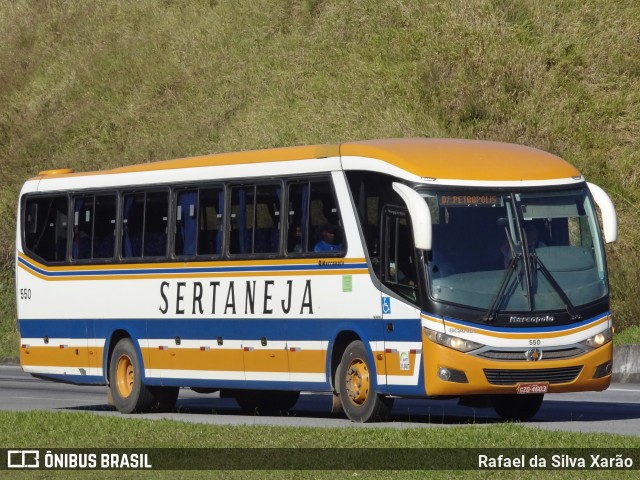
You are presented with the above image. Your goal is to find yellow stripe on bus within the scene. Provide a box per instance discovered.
[19,263,368,282]
[20,346,103,368]
[18,252,366,271]
[144,348,326,374]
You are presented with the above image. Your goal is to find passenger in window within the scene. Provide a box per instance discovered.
[314,223,344,252]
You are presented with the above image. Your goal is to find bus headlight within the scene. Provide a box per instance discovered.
[423,328,483,353]
[580,327,613,349]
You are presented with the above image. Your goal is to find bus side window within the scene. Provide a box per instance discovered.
[286,182,309,253]
[286,179,344,255]
[93,195,117,259]
[72,194,116,261]
[72,196,94,260]
[143,191,169,257]
[347,173,381,256]
[198,187,224,256]
[122,191,168,258]
[23,195,69,263]
[175,189,198,256]
[383,209,418,304]
[309,180,343,252]
[229,184,280,256]
[254,185,280,254]
[122,193,144,258]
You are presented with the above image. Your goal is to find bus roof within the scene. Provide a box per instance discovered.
[32,138,581,183]
[340,138,581,182]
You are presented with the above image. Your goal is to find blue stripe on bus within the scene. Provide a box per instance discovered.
[19,317,420,342]
[22,311,609,343]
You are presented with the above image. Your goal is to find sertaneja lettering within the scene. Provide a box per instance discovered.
[159,279,313,316]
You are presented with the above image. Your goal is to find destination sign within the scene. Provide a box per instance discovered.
[438,194,501,207]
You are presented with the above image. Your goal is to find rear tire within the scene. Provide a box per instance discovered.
[109,338,179,413]
[109,338,154,413]
[337,340,393,422]
[491,394,544,421]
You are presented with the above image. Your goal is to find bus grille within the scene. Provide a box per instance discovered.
[478,347,585,361]
[484,366,583,385]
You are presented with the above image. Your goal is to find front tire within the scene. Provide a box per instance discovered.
[109,338,178,413]
[491,393,544,421]
[337,340,393,422]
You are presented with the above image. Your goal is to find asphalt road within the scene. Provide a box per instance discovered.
[2,365,639,435]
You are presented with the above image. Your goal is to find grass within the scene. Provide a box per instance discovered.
[1,410,640,479]
[614,325,640,346]
[0,0,639,356]
[0,270,18,362]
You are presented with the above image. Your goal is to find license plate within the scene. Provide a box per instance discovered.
[516,382,549,394]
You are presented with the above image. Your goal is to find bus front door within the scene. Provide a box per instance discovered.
[381,208,423,396]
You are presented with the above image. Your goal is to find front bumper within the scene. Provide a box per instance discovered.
[423,332,612,396]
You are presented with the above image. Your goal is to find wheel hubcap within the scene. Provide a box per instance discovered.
[344,358,370,406]
[115,354,134,398]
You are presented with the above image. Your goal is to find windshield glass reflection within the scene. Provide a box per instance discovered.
[422,189,607,316]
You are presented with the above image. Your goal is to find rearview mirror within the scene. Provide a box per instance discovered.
[392,182,432,250]
[587,183,617,243]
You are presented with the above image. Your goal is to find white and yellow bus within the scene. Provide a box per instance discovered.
[16,138,617,422]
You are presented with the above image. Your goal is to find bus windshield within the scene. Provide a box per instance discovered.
[421,188,608,316]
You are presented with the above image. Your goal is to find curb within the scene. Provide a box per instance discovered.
[612,345,640,383]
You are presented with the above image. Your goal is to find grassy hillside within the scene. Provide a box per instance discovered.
[1,0,639,359]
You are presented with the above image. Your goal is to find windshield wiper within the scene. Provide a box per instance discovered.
[530,253,581,320]
[481,254,521,322]
[481,218,522,322]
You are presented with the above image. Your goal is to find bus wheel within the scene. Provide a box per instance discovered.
[109,338,155,413]
[338,340,393,422]
[235,390,300,414]
[491,393,544,421]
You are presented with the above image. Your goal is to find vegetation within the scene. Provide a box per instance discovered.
[614,325,640,346]
[1,0,639,360]
[1,410,640,478]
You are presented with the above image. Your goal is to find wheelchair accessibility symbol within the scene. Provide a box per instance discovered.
[382,297,391,315]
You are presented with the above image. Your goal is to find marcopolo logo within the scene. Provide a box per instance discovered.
[7,450,40,469]
[509,315,554,325]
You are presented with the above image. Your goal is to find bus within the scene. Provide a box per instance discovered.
[15,138,617,422]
